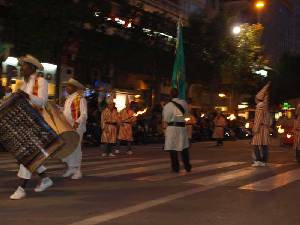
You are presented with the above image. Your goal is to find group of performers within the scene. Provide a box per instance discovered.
[100,96,136,157]
[9,55,87,200]
[5,54,137,200]
[6,53,300,201]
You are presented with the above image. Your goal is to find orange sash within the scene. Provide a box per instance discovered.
[71,94,81,121]
[32,77,39,96]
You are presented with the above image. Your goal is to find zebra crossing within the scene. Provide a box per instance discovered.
[0,152,300,193]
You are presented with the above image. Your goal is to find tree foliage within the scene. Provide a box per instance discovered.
[184,12,269,94]
[221,23,268,93]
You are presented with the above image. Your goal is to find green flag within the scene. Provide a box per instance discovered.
[172,21,186,100]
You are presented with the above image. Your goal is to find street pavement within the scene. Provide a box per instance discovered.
[1,139,300,225]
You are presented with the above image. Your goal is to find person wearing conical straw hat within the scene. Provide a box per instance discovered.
[101,96,119,157]
[10,54,53,200]
[61,78,87,179]
[115,95,136,155]
[251,82,272,167]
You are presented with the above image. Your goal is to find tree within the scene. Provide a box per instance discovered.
[221,23,268,94]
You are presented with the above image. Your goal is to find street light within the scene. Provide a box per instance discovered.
[232,26,241,35]
[255,1,265,10]
[255,1,265,23]
[218,93,226,98]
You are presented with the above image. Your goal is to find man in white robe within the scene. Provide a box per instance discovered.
[10,55,53,200]
[61,78,87,179]
[162,88,191,173]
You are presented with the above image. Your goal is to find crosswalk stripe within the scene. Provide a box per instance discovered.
[5,158,142,172]
[239,168,300,191]
[135,161,245,182]
[187,164,283,186]
[0,159,18,164]
[48,158,168,175]
[89,160,205,177]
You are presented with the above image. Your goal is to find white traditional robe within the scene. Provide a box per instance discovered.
[62,92,88,169]
[163,98,189,151]
[17,73,48,179]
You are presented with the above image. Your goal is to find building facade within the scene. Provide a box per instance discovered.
[128,0,206,23]
[262,0,300,63]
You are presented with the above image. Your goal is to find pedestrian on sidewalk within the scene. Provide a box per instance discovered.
[162,88,191,173]
[61,78,88,180]
[251,83,272,167]
[115,98,136,155]
[212,111,227,146]
[10,55,53,200]
[101,97,118,157]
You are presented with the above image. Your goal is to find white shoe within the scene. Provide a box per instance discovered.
[62,168,76,178]
[102,153,108,157]
[115,150,120,154]
[127,150,133,155]
[252,161,261,167]
[34,177,54,192]
[259,162,266,167]
[71,170,82,180]
[108,153,115,157]
[10,186,26,200]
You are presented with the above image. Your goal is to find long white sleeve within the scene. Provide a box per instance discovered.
[76,97,88,124]
[29,77,48,107]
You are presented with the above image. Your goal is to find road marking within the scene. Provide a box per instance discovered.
[239,168,300,191]
[187,164,283,186]
[5,158,143,172]
[68,162,268,225]
[47,158,170,175]
[89,160,205,177]
[135,161,245,181]
[68,186,214,225]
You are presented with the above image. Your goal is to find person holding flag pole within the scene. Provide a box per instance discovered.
[162,20,192,173]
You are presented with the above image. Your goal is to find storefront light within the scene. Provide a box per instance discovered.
[3,57,18,67]
[41,63,57,74]
[113,93,127,112]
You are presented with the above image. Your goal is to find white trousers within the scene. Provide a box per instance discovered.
[62,131,83,169]
[17,164,47,179]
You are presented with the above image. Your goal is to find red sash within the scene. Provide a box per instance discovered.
[71,94,81,121]
[32,77,39,96]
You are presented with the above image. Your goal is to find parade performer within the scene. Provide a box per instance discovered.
[185,106,197,143]
[115,99,136,155]
[162,88,191,173]
[61,78,87,179]
[293,104,300,163]
[10,55,53,200]
[212,112,227,146]
[101,98,119,157]
[251,83,272,167]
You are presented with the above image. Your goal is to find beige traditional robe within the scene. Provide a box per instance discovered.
[101,108,119,144]
[212,116,227,139]
[118,108,136,141]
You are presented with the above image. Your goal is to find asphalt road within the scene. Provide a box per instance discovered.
[1,139,300,225]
